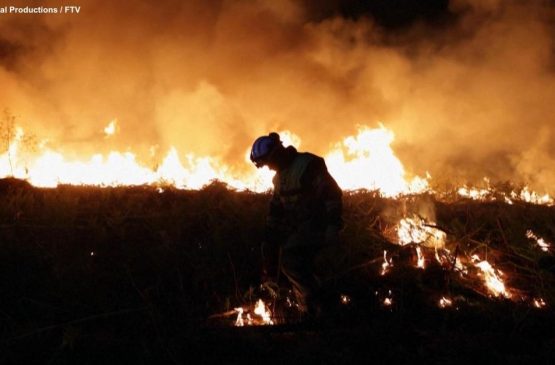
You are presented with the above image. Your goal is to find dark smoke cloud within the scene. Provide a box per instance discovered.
[1,0,555,192]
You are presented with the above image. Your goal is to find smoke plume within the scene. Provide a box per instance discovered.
[1,0,554,192]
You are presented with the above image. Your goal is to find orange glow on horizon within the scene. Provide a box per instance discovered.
[1,122,553,207]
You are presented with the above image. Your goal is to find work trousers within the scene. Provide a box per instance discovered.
[266,227,325,314]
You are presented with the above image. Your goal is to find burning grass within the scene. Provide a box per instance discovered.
[1,179,555,362]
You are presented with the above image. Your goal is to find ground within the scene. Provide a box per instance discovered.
[1,178,554,364]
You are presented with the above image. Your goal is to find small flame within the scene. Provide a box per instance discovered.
[455,257,468,275]
[383,290,393,306]
[397,216,446,249]
[533,298,547,309]
[233,299,274,327]
[104,119,117,136]
[234,307,244,327]
[340,294,351,305]
[458,186,491,200]
[381,250,392,276]
[472,255,510,298]
[517,187,554,205]
[416,246,425,269]
[457,180,553,206]
[504,196,514,205]
[253,299,274,325]
[439,296,453,308]
[526,230,551,252]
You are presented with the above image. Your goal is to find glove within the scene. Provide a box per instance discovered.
[325,225,341,246]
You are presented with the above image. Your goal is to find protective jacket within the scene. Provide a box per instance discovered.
[266,146,343,239]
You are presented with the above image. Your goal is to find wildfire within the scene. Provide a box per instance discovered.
[1,124,431,195]
[1,122,554,206]
[471,255,510,298]
[526,230,551,253]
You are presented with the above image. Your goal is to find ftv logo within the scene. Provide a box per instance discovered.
[64,6,81,14]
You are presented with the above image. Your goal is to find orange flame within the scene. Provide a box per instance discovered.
[416,246,425,269]
[439,296,453,308]
[471,255,511,298]
[234,307,244,327]
[396,216,446,249]
[103,119,117,136]
[253,299,274,325]
[340,294,351,305]
[383,290,393,306]
[381,250,393,276]
[2,123,554,207]
[526,230,551,253]
[325,125,429,196]
[533,298,547,309]
[234,299,274,327]
[1,124,432,196]
[458,179,553,206]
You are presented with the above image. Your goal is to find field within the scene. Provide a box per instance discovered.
[1,178,555,364]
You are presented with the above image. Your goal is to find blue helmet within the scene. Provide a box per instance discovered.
[250,133,281,167]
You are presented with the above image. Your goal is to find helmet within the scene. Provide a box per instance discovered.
[250,132,281,167]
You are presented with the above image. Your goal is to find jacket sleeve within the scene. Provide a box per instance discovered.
[303,157,344,229]
[265,175,284,242]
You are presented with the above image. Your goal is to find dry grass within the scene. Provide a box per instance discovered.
[1,178,554,363]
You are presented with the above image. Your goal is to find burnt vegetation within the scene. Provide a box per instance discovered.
[1,179,555,364]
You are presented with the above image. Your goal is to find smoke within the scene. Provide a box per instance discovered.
[1,0,555,192]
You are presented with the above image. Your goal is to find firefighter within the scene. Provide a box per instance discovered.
[250,132,343,318]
